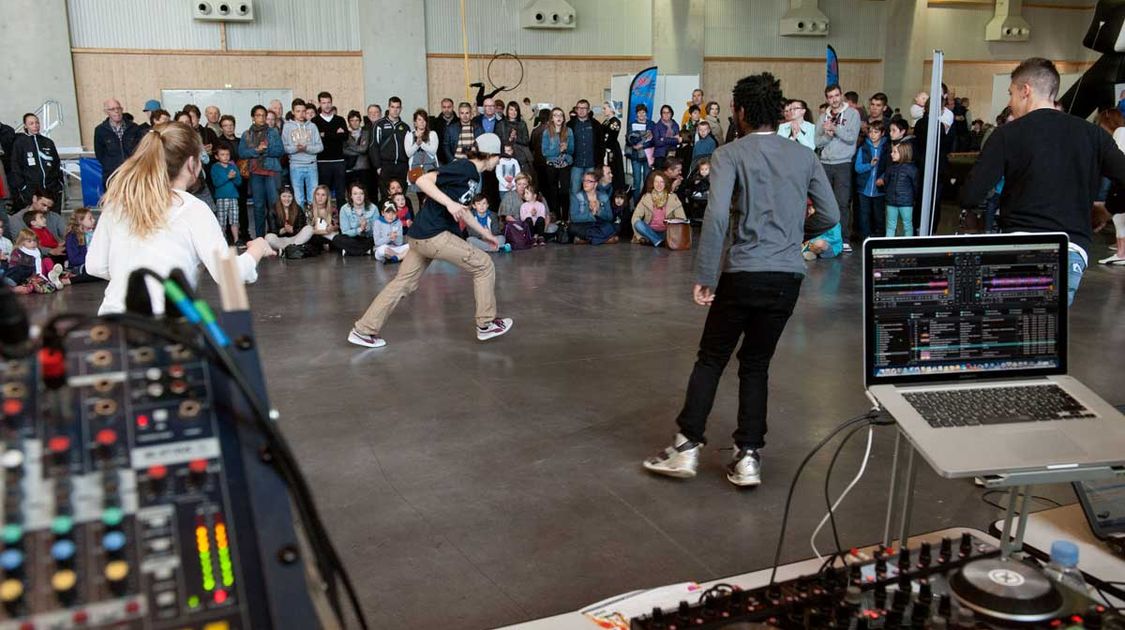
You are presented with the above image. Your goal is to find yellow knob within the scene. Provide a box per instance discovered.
[104,560,129,582]
[51,569,77,592]
[0,578,23,602]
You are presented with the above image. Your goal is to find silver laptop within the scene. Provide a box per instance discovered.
[863,233,1125,478]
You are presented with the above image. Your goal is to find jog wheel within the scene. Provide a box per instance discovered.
[949,557,1064,623]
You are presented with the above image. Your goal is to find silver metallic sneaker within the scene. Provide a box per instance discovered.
[643,433,702,478]
[727,447,761,487]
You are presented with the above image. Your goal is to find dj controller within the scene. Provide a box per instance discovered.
[0,312,319,629]
[630,534,1123,629]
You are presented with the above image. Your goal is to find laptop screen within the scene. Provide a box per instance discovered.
[864,234,1069,386]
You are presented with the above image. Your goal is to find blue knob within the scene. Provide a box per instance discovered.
[102,530,126,553]
[50,539,76,562]
[0,549,22,571]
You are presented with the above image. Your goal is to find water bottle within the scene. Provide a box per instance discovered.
[1042,540,1090,595]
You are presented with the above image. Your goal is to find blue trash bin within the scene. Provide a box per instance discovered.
[79,157,104,206]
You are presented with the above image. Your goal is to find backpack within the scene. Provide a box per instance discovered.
[552,222,571,244]
[503,222,533,250]
[282,243,321,259]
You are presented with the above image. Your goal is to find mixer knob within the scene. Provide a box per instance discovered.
[958,533,972,557]
[0,577,23,612]
[50,539,76,565]
[1,524,23,546]
[875,556,888,576]
[188,459,209,486]
[1,450,23,475]
[918,542,932,567]
[103,531,127,556]
[51,569,77,603]
[1086,604,1107,629]
[47,435,71,462]
[102,506,124,529]
[50,515,74,537]
[939,537,952,562]
[0,549,23,576]
[104,560,130,594]
[918,581,933,604]
[848,563,862,584]
[2,399,23,418]
[897,547,911,572]
[891,588,909,612]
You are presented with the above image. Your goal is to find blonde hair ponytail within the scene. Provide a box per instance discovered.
[102,122,201,238]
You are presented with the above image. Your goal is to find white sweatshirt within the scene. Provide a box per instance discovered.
[86,189,259,315]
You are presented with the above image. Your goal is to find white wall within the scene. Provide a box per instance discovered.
[423,0,652,56]
[3,0,82,147]
[924,4,1097,62]
[704,0,888,58]
[67,0,360,50]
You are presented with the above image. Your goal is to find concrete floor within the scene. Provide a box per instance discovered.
[32,235,1125,629]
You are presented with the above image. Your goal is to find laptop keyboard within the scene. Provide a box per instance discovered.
[903,385,1096,428]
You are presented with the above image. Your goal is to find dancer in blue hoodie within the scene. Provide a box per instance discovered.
[854,120,890,238]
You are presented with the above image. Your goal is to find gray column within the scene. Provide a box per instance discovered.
[0,0,82,148]
[883,0,929,116]
[652,0,706,76]
[357,0,429,113]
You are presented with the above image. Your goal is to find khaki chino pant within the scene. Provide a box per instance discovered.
[354,231,496,334]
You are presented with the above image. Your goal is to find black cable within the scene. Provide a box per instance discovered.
[161,274,367,630]
[768,411,880,586]
[819,421,873,571]
[979,489,1063,512]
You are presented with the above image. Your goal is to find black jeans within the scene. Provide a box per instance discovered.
[318,161,348,209]
[676,271,803,450]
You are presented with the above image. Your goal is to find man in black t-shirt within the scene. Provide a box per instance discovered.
[348,133,514,349]
[312,91,350,209]
[961,57,1125,306]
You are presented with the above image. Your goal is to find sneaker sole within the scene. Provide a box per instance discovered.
[347,333,386,349]
[643,461,697,478]
[477,320,514,341]
[726,473,761,487]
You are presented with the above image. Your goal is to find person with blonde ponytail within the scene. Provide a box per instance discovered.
[86,122,274,314]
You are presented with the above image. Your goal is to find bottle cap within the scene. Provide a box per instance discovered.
[1050,540,1079,568]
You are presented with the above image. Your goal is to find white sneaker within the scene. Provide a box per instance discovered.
[802,250,818,261]
[727,447,762,487]
[264,234,280,251]
[347,328,386,348]
[842,242,853,254]
[643,433,702,479]
[476,318,513,341]
[48,266,65,290]
[1098,253,1125,265]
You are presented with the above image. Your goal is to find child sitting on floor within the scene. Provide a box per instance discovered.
[26,210,67,264]
[390,192,414,228]
[372,202,410,263]
[802,203,843,260]
[466,194,510,252]
[8,229,67,293]
[519,185,548,246]
[64,208,101,283]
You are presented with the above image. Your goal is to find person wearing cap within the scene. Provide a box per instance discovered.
[94,98,143,188]
[347,132,514,349]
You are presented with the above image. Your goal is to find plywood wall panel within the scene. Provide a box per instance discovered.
[425,56,654,114]
[71,52,363,147]
[703,60,886,116]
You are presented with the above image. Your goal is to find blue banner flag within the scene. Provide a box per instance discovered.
[826,45,839,87]
[628,66,658,126]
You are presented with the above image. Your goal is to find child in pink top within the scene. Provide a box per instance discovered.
[519,185,549,246]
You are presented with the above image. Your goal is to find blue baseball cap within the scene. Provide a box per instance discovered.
[143,99,161,112]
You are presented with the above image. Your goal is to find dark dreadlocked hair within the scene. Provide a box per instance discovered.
[732,72,785,131]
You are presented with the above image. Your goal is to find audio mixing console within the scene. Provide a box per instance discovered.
[629,534,1122,629]
[0,311,319,629]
